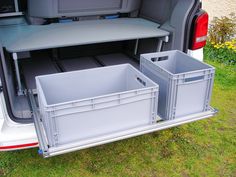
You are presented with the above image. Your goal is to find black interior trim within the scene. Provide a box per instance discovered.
[0,47,33,124]
[183,0,201,52]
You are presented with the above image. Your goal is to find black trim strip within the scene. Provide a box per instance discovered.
[0,47,33,124]
[183,0,201,52]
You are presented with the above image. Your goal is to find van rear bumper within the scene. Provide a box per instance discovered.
[188,48,204,61]
[0,93,38,151]
[0,119,38,151]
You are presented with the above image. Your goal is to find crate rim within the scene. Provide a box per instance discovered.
[36,64,159,108]
[141,50,216,70]
[142,58,215,79]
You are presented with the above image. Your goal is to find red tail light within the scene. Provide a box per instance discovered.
[191,12,209,50]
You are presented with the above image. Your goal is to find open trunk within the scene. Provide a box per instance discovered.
[0,0,199,121]
[0,0,217,157]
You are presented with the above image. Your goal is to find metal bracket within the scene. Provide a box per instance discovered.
[54,133,59,145]
[28,90,50,157]
[156,36,169,52]
[12,53,24,96]
[134,39,139,55]
[14,0,19,12]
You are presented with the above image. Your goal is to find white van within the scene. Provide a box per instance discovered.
[0,0,217,157]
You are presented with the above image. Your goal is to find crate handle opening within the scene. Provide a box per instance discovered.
[151,56,168,62]
[137,77,146,86]
[184,75,204,83]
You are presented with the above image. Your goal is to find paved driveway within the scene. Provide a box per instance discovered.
[202,0,236,21]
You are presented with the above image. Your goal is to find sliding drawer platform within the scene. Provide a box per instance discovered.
[0,18,169,53]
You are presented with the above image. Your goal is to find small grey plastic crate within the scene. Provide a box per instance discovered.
[141,50,215,120]
[36,64,158,147]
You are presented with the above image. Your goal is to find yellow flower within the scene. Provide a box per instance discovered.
[231,39,236,45]
[225,41,231,45]
[228,45,233,49]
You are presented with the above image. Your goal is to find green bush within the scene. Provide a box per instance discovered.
[204,40,236,65]
[206,13,236,65]
[208,13,236,44]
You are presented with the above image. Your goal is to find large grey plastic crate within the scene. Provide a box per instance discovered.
[141,50,215,120]
[36,64,158,147]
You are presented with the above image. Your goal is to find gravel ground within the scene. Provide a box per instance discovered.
[202,0,236,21]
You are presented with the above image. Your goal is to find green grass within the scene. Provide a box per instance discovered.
[0,60,236,177]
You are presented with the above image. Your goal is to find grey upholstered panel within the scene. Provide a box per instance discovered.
[58,0,122,13]
[140,0,174,24]
[28,0,141,18]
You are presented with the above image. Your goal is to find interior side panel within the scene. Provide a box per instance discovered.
[0,47,32,121]
[139,0,195,51]
[140,0,174,24]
